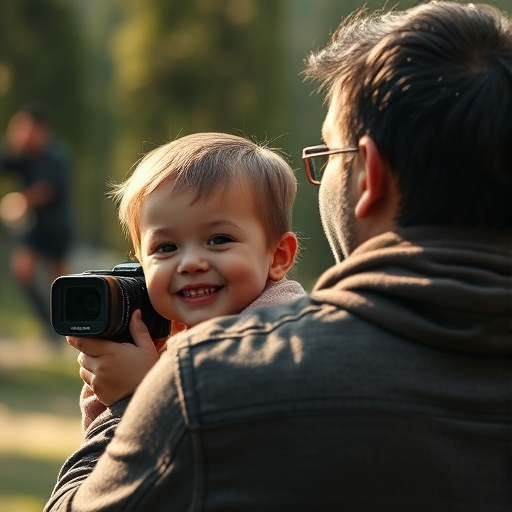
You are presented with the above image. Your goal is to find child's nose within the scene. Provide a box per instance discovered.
[177,250,209,274]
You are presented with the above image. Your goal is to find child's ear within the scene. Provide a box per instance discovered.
[268,232,298,282]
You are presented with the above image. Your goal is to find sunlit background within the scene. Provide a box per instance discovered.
[0,0,510,509]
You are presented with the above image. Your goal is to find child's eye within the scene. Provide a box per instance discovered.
[156,242,178,253]
[208,235,235,246]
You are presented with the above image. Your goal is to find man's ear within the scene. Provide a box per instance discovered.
[354,135,388,219]
[268,232,298,282]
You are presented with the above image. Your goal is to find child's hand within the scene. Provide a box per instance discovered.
[67,310,160,406]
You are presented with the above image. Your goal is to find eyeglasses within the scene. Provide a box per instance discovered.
[302,145,358,185]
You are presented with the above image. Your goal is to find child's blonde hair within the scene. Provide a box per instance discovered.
[110,132,297,260]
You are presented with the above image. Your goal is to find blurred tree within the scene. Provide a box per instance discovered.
[111,0,286,148]
[0,0,86,150]
[72,0,122,247]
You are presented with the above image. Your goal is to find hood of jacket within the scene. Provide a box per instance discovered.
[311,225,512,355]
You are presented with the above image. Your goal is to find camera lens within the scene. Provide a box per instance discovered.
[65,287,101,321]
[83,291,101,318]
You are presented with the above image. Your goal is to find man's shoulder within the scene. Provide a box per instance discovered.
[181,294,318,345]
[168,295,360,429]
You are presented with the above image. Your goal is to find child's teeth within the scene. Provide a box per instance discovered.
[183,287,216,297]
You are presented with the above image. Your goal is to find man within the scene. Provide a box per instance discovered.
[46,2,511,510]
[0,105,74,341]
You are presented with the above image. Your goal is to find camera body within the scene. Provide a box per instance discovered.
[51,262,170,342]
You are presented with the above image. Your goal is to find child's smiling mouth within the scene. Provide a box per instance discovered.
[180,286,221,298]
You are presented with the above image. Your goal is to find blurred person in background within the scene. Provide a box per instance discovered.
[0,104,74,344]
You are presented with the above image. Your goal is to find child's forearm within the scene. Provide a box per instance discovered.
[80,384,107,435]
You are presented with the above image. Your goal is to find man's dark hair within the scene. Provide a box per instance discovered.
[306,1,512,229]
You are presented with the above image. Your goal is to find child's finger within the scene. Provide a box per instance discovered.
[77,351,96,373]
[79,365,94,388]
[69,336,114,357]
[129,309,155,349]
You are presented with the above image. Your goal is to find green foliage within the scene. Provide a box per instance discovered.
[110,0,286,162]
[0,0,87,148]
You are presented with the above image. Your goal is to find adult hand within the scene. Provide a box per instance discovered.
[68,310,160,406]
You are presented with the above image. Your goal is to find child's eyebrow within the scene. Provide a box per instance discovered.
[145,227,175,238]
[205,219,241,230]
[146,219,241,238]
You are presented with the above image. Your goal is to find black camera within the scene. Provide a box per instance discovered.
[50,262,170,342]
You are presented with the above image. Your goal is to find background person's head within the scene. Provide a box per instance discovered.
[6,104,50,156]
[305,1,512,259]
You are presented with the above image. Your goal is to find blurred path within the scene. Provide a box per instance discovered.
[0,336,83,511]
[0,336,74,368]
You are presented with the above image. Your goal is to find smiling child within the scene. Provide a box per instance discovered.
[73,132,305,432]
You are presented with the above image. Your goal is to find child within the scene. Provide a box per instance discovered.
[74,132,305,433]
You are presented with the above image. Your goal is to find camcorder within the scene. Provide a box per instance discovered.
[51,263,170,342]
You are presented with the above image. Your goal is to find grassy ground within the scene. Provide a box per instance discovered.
[0,240,124,511]
[0,338,83,511]
[0,265,82,511]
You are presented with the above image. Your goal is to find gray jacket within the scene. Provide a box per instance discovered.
[45,226,512,511]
